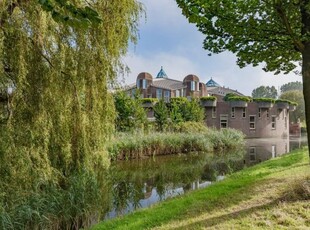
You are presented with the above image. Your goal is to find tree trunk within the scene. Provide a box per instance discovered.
[302,42,310,157]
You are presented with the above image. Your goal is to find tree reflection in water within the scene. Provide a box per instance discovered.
[105,136,308,219]
[106,149,246,219]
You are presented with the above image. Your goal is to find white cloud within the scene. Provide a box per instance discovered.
[122,0,303,97]
[121,51,198,84]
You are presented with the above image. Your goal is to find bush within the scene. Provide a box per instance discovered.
[275,99,297,105]
[223,93,252,102]
[170,97,188,104]
[140,98,158,103]
[224,95,252,102]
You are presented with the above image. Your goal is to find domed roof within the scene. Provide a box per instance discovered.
[156,66,168,79]
[183,74,199,82]
[206,78,221,87]
[137,72,153,81]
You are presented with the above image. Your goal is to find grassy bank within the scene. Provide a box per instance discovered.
[92,148,310,230]
[107,128,245,160]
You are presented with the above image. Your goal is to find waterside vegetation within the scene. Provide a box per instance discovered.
[92,148,310,230]
[107,127,245,160]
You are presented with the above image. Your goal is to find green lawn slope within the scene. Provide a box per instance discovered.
[91,148,310,230]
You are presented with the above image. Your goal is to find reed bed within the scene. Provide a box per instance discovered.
[107,128,245,160]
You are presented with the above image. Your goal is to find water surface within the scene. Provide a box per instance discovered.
[105,136,308,219]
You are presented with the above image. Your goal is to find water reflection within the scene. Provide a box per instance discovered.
[105,136,308,220]
[105,150,245,219]
[245,136,308,165]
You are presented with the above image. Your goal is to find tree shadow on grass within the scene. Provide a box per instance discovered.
[174,199,281,229]
[175,176,310,230]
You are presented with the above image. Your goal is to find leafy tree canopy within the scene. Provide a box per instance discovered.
[176,0,310,153]
[252,85,278,99]
[176,0,307,74]
[280,81,303,93]
[0,1,143,225]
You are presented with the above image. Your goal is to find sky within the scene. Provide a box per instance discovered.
[120,0,302,96]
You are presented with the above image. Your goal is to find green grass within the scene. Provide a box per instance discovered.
[91,148,310,230]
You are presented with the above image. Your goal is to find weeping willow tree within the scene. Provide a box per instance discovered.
[0,0,142,228]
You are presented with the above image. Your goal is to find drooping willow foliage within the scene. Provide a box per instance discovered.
[0,0,142,228]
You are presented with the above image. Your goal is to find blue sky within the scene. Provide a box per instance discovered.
[121,0,302,96]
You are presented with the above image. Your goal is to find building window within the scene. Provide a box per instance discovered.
[191,81,195,91]
[249,115,255,129]
[249,147,256,162]
[272,145,276,158]
[271,116,276,129]
[242,108,246,118]
[176,90,180,97]
[231,107,235,118]
[266,109,269,118]
[136,79,140,88]
[142,79,147,89]
[277,109,281,119]
[156,89,162,99]
[164,90,170,102]
[258,108,261,118]
[212,107,216,118]
[220,114,228,128]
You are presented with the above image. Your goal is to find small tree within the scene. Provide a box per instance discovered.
[153,99,169,131]
[169,100,184,124]
[180,98,205,122]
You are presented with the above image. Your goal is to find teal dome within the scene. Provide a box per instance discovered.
[206,78,221,87]
[156,66,168,79]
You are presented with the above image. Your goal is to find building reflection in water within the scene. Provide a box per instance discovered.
[245,137,288,165]
[244,136,307,166]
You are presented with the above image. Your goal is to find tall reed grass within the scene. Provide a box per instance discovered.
[107,128,245,160]
[0,170,111,230]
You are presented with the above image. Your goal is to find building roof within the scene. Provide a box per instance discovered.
[153,78,186,90]
[208,86,244,96]
[206,78,221,87]
[156,66,168,79]
[137,72,153,80]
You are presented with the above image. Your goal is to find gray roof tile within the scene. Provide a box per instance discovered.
[152,79,186,90]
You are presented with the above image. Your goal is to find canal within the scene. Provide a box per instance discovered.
[104,136,308,219]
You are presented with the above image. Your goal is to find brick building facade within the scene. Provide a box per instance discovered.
[127,67,294,138]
